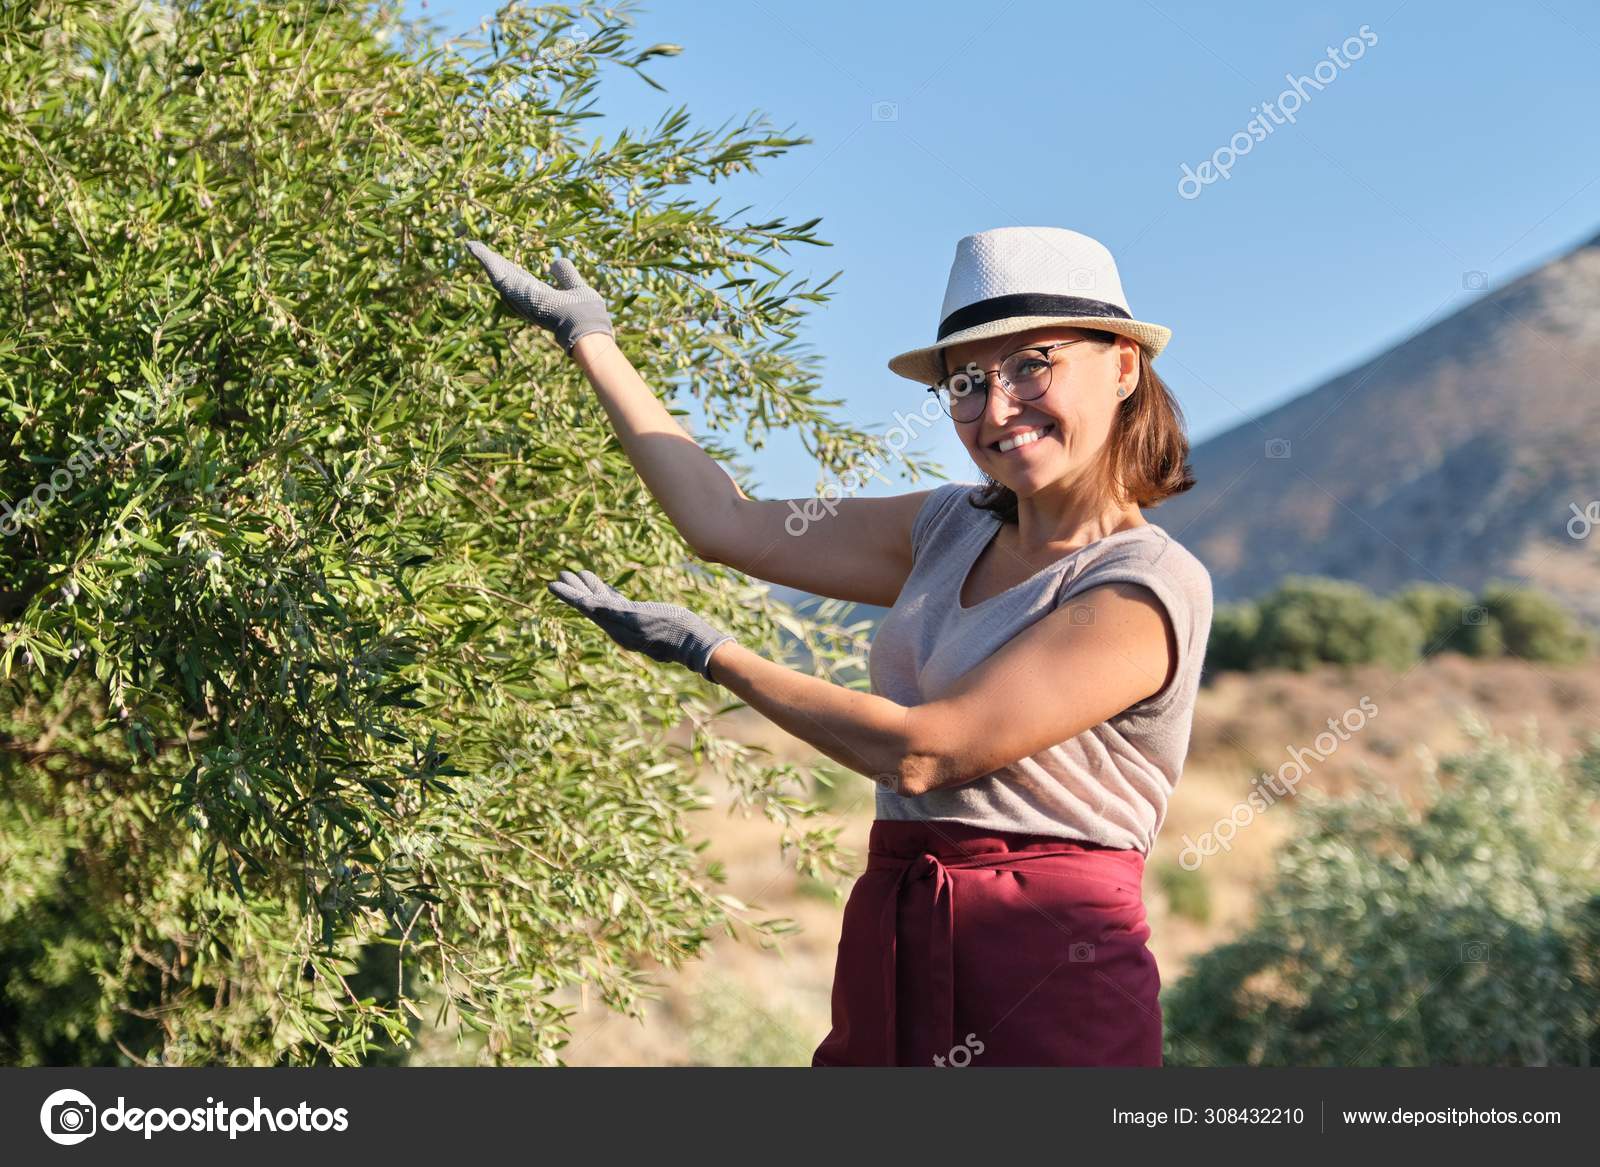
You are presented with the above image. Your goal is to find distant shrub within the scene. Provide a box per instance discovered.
[1476,580,1593,664]
[1163,720,1600,1066]
[1574,734,1600,793]
[1205,576,1592,672]
[1393,582,1477,655]
[1154,861,1211,925]
[686,973,816,1067]
[1204,602,1261,674]
[1459,607,1506,658]
[1250,576,1423,671]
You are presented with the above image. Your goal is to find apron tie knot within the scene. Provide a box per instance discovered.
[878,850,957,1063]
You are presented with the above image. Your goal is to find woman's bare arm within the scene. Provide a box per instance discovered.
[467,245,926,602]
[568,333,744,557]
[571,332,930,606]
[704,581,1176,793]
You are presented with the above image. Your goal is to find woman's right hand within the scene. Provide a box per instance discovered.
[464,241,615,355]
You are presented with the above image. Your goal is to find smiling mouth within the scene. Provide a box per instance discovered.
[990,423,1055,453]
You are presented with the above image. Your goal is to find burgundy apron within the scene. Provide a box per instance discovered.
[812,819,1162,1067]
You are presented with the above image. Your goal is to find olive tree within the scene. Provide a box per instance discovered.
[0,0,930,1064]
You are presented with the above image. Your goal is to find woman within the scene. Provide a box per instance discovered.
[466,225,1213,1067]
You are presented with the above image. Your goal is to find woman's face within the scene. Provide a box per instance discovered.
[941,326,1138,504]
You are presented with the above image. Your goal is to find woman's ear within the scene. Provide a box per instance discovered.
[1116,337,1139,398]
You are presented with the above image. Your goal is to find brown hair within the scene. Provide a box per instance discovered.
[942,329,1196,523]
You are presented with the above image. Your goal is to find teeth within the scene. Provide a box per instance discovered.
[997,426,1048,453]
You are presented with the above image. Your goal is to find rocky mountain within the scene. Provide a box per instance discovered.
[1151,228,1600,622]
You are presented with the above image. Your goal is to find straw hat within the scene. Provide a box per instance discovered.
[887,226,1171,385]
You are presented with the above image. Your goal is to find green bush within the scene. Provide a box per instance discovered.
[1204,577,1592,672]
[1459,608,1506,659]
[1476,580,1593,664]
[0,0,911,1065]
[1250,576,1423,671]
[685,971,816,1067]
[1203,602,1260,674]
[1154,860,1211,925]
[1393,582,1477,655]
[1164,719,1600,1066]
[1574,733,1600,793]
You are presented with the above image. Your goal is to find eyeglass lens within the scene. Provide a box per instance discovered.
[939,350,1053,422]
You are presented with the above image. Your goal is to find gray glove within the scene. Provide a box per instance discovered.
[464,241,614,355]
[547,569,735,683]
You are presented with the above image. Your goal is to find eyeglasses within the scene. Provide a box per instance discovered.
[928,339,1089,423]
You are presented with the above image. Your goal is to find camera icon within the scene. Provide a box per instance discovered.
[39,1089,97,1146]
[1069,941,1096,962]
[1460,941,1490,963]
[53,1101,95,1136]
[1461,605,1488,626]
[1265,438,1291,459]
[871,101,898,122]
[1068,267,1096,292]
[1461,270,1488,292]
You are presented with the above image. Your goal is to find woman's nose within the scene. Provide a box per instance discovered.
[985,378,1026,426]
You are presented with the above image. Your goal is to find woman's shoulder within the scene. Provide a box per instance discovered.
[1060,522,1213,615]
[1058,524,1215,715]
[1132,523,1211,591]
[910,480,987,558]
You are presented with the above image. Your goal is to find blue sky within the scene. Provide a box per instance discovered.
[403,0,1600,499]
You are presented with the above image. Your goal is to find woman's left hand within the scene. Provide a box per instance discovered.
[546,569,735,683]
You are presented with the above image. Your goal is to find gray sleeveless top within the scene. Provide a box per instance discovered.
[871,481,1214,853]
